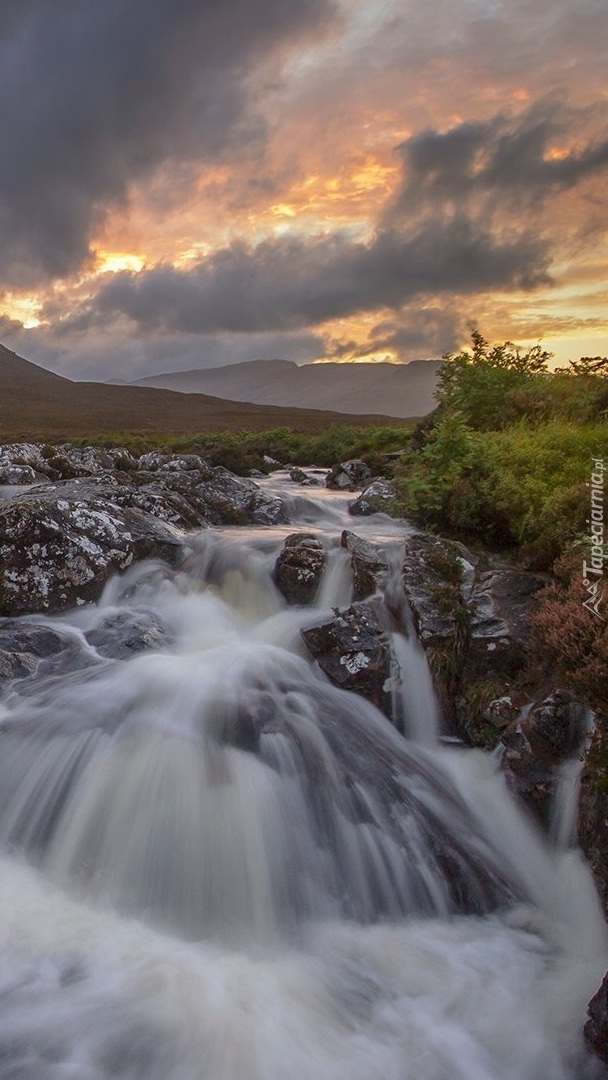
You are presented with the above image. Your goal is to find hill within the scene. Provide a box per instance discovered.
[0,344,409,438]
[132,358,440,418]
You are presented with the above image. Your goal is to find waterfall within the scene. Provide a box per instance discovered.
[0,469,605,1080]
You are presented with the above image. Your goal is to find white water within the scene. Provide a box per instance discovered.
[0,470,605,1079]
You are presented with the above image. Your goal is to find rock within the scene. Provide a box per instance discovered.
[402,534,470,645]
[0,443,52,475]
[0,464,40,485]
[273,533,326,605]
[585,973,608,1068]
[289,467,320,487]
[201,467,287,526]
[302,599,391,712]
[401,533,547,736]
[464,567,547,684]
[85,610,167,659]
[349,478,396,516]
[578,725,608,917]
[0,619,70,681]
[137,452,208,473]
[341,530,389,600]
[326,459,372,492]
[0,478,184,615]
[50,445,138,477]
[500,692,587,826]
[263,455,281,469]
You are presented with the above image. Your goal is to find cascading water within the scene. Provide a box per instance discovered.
[0,469,605,1079]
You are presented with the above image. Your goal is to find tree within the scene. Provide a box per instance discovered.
[435,329,553,431]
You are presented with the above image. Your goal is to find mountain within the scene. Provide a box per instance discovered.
[0,344,406,437]
[132,359,441,418]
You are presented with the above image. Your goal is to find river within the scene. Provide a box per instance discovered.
[0,469,605,1079]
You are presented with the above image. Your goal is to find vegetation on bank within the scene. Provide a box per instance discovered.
[393,331,607,569]
[393,330,608,779]
[32,424,413,477]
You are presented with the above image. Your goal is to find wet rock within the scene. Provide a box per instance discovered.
[273,533,326,606]
[325,459,372,492]
[349,478,396,516]
[0,478,184,615]
[578,727,608,917]
[85,610,167,659]
[0,619,69,681]
[302,599,391,712]
[401,533,547,735]
[585,973,608,1067]
[341,530,389,601]
[402,534,471,645]
[289,467,320,487]
[464,567,547,684]
[499,692,587,826]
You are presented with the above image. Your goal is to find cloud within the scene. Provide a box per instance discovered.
[391,101,608,216]
[0,0,336,287]
[368,307,464,360]
[2,323,326,382]
[57,219,549,337]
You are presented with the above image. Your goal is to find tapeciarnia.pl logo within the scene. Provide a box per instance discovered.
[582,457,605,619]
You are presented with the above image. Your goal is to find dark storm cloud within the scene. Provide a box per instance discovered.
[392,102,608,213]
[60,219,550,335]
[0,0,335,287]
[368,308,463,360]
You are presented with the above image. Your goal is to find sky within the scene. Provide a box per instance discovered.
[0,0,607,381]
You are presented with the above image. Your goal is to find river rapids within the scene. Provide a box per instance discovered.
[0,470,605,1079]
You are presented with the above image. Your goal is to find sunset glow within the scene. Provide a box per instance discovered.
[0,0,606,380]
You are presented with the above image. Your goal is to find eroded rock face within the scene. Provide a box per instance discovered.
[401,533,547,735]
[301,599,391,712]
[349,479,396,516]
[499,692,587,826]
[273,534,326,606]
[341,530,389,601]
[325,459,372,492]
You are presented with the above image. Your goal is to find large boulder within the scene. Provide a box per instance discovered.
[301,599,391,712]
[341,530,389,601]
[0,477,184,615]
[273,534,326,605]
[325,459,372,492]
[349,478,396,516]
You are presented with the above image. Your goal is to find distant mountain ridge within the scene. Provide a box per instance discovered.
[132,359,441,418]
[0,343,406,436]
